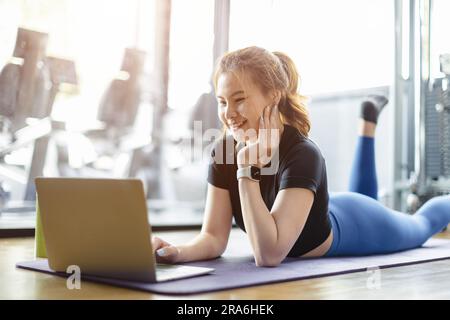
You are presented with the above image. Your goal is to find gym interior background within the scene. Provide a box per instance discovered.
[0,0,449,237]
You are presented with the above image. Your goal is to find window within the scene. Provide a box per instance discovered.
[229,0,395,197]
[0,0,155,126]
[229,0,394,95]
[431,0,450,79]
[0,0,155,206]
[168,0,215,112]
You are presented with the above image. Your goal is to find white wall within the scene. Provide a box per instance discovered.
[308,87,393,206]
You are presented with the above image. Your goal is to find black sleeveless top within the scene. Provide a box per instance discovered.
[207,124,332,257]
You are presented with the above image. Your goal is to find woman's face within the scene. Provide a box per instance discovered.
[216,72,275,143]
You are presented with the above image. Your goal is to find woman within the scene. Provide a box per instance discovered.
[152,46,450,267]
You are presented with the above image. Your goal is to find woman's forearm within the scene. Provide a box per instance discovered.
[175,232,226,263]
[238,178,280,265]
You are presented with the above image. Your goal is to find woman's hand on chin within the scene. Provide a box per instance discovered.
[237,104,283,169]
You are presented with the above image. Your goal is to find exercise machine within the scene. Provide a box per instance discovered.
[0,28,79,213]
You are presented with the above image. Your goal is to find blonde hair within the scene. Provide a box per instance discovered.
[213,46,311,137]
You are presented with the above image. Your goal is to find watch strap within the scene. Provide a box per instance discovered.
[237,166,261,182]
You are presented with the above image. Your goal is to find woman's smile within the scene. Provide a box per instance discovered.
[228,119,248,130]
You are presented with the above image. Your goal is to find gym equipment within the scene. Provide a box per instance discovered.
[0,28,51,210]
[97,48,146,129]
[0,28,79,210]
[407,54,450,212]
[0,28,51,131]
[23,56,79,201]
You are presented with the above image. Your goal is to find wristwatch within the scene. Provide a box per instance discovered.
[236,166,261,182]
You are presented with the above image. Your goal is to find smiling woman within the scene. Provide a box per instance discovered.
[153,46,333,266]
[214,47,310,141]
[151,45,450,267]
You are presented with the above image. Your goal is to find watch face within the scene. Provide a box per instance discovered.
[251,166,261,180]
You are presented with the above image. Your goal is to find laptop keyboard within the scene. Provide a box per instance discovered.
[155,263,213,281]
[156,264,186,274]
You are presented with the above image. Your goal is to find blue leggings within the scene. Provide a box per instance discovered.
[326,136,450,256]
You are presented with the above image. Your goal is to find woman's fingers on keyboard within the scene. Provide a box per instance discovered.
[152,236,168,251]
[152,236,179,263]
[156,246,180,263]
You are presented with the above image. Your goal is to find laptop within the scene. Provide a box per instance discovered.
[35,177,214,283]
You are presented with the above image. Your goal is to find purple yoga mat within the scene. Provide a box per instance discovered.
[16,238,450,295]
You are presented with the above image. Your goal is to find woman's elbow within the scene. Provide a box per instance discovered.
[254,255,283,268]
[214,246,227,259]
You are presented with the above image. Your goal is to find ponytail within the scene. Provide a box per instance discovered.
[273,51,311,137]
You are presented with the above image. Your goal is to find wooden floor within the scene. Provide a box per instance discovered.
[2,228,450,299]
